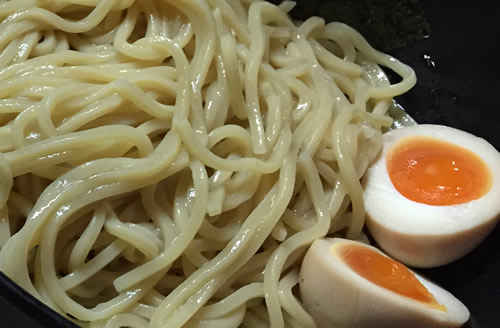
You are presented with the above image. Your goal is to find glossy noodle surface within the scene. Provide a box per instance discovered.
[0,0,415,327]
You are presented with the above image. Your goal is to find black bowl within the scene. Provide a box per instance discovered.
[390,1,500,327]
[1,0,498,327]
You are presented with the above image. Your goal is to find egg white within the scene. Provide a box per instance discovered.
[362,124,500,267]
[300,238,470,328]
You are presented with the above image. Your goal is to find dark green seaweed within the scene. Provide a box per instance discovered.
[268,0,430,51]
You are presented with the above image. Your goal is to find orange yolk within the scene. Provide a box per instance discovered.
[387,136,492,206]
[337,244,446,311]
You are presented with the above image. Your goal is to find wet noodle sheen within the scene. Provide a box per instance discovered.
[0,0,415,327]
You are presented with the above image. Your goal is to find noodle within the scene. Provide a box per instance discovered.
[0,0,416,327]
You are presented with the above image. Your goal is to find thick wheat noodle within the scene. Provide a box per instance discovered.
[0,0,415,327]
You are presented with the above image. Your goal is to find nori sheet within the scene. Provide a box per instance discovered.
[267,0,430,51]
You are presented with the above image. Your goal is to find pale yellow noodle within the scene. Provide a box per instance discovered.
[0,0,416,327]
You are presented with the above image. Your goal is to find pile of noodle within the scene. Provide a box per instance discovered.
[0,0,415,327]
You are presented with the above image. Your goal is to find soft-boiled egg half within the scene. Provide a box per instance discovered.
[363,124,500,267]
[300,238,470,328]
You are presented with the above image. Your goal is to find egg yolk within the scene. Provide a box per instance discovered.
[386,136,492,206]
[337,243,446,311]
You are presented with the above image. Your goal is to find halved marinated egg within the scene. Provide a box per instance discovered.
[300,238,469,328]
[363,124,500,267]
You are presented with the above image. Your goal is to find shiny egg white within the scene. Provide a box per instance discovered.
[300,238,470,328]
[363,124,500,268]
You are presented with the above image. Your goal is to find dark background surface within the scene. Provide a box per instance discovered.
[0,0,499,327]
[391,1,500,328]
